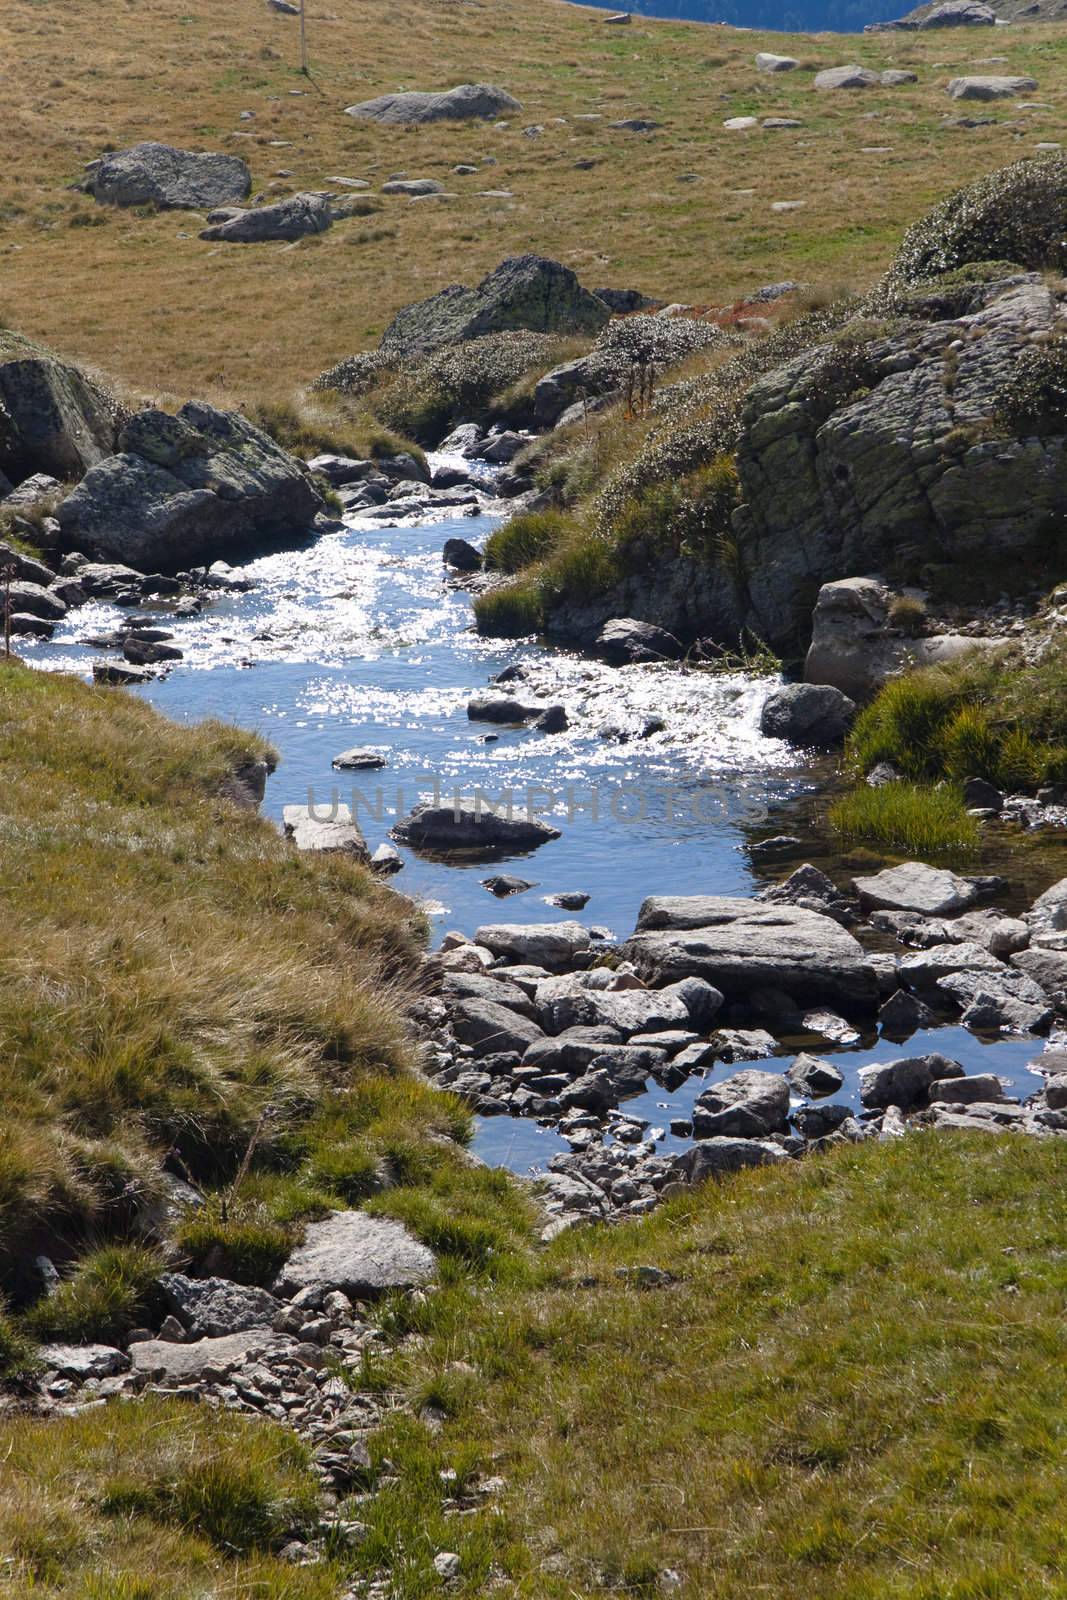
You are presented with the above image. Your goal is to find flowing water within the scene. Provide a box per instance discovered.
[25,483,1056,1172]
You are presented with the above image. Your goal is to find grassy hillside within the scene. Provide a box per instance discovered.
[3,0,1066,402]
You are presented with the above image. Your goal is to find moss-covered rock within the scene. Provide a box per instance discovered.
[0,329,122,484]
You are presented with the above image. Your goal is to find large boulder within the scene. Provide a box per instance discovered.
[670,1137,788,1184]
[380,254,610,357]
[759,681,856,745]
[0,330,121,483]
[451,996,545,1056]
[859,1050,963,1108]
[91,142,252,210]
[56,403,323,570]
[624,897,878,1008]
[273,1211,436,1298]
[200,193,332,243]
[947,75,1038,100]
[392,799,561,854]
[597,617,684,664]
[283,803,369,859]
[345,83,521,126]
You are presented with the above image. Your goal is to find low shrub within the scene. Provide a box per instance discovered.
[828,782,979,855]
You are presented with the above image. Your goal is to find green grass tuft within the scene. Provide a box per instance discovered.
[483,510,568,574]
[24,1245,163,1345]
[828,781,979,856]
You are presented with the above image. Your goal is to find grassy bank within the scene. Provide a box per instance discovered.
[827,635,1067,852]
[6,1135,1067,1595]
[0,660,531,1336]
[4,0,1067,403]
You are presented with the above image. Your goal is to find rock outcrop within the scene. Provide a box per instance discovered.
[0,330,121,483]
[91,143,252,210]
[381,255,611,357]
[200,192,333,243]
[57,403,323,570]
[345,83,521,126]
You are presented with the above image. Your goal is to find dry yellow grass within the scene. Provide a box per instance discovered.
[2,0,1066,404]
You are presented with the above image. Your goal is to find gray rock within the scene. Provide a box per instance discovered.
[692,1069,790,1138]
[533,975,700,1036]
[451,997,545,1057]
[92,142,251,210]
[558,1067,618,1112]
[794,1102,852,1138]
[381,179,444,197]
[332,748,386,770]
[708,1027,780,1062]
[0,540,55,587]
[475,921,590,969]
[131,1329,294,1381]
[443,537,482,571]
[759,682,856,746]
[481,873,535,897]
[58,404,323,571]
[919,0,996,23]
[0,330,119,483]
[756,51,798,70]
[345,84,521,127]
[814,65,881,89]
[523,1025,626,1074]
[467,694,544,724]
[899,941,1004,985]
[879,988,934,1034]
[158,1274,281,1338]
[859,1050,964,1108]
[625,897,877,1007]
[937,967,1053,1033]
[93,661,156,686]
[381,254,609,358]
[880,68,918,85]
[951,909,1029,957]
[853,863,980,917]
[786,1053,845,1096]
[39,1343,130,1379]
[671,1137,788,1184]
[547,890,590,910]
[1027,875,1067,937]
[4,580,66,620]
[443,969,538,1018]
[928,1073,1008,1104]
[1010,948,1067,1008]
[597,617,683,664]
[947,76,1038,100]
[274,1210,435,1298]
[200,192,332,243]
[283,804,369,859]
[8,614,54,639]
[392,800,561,854]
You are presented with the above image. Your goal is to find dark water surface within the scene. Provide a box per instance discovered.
[581,0,903,38]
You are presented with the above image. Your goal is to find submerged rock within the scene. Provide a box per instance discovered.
[392,800,561,854]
